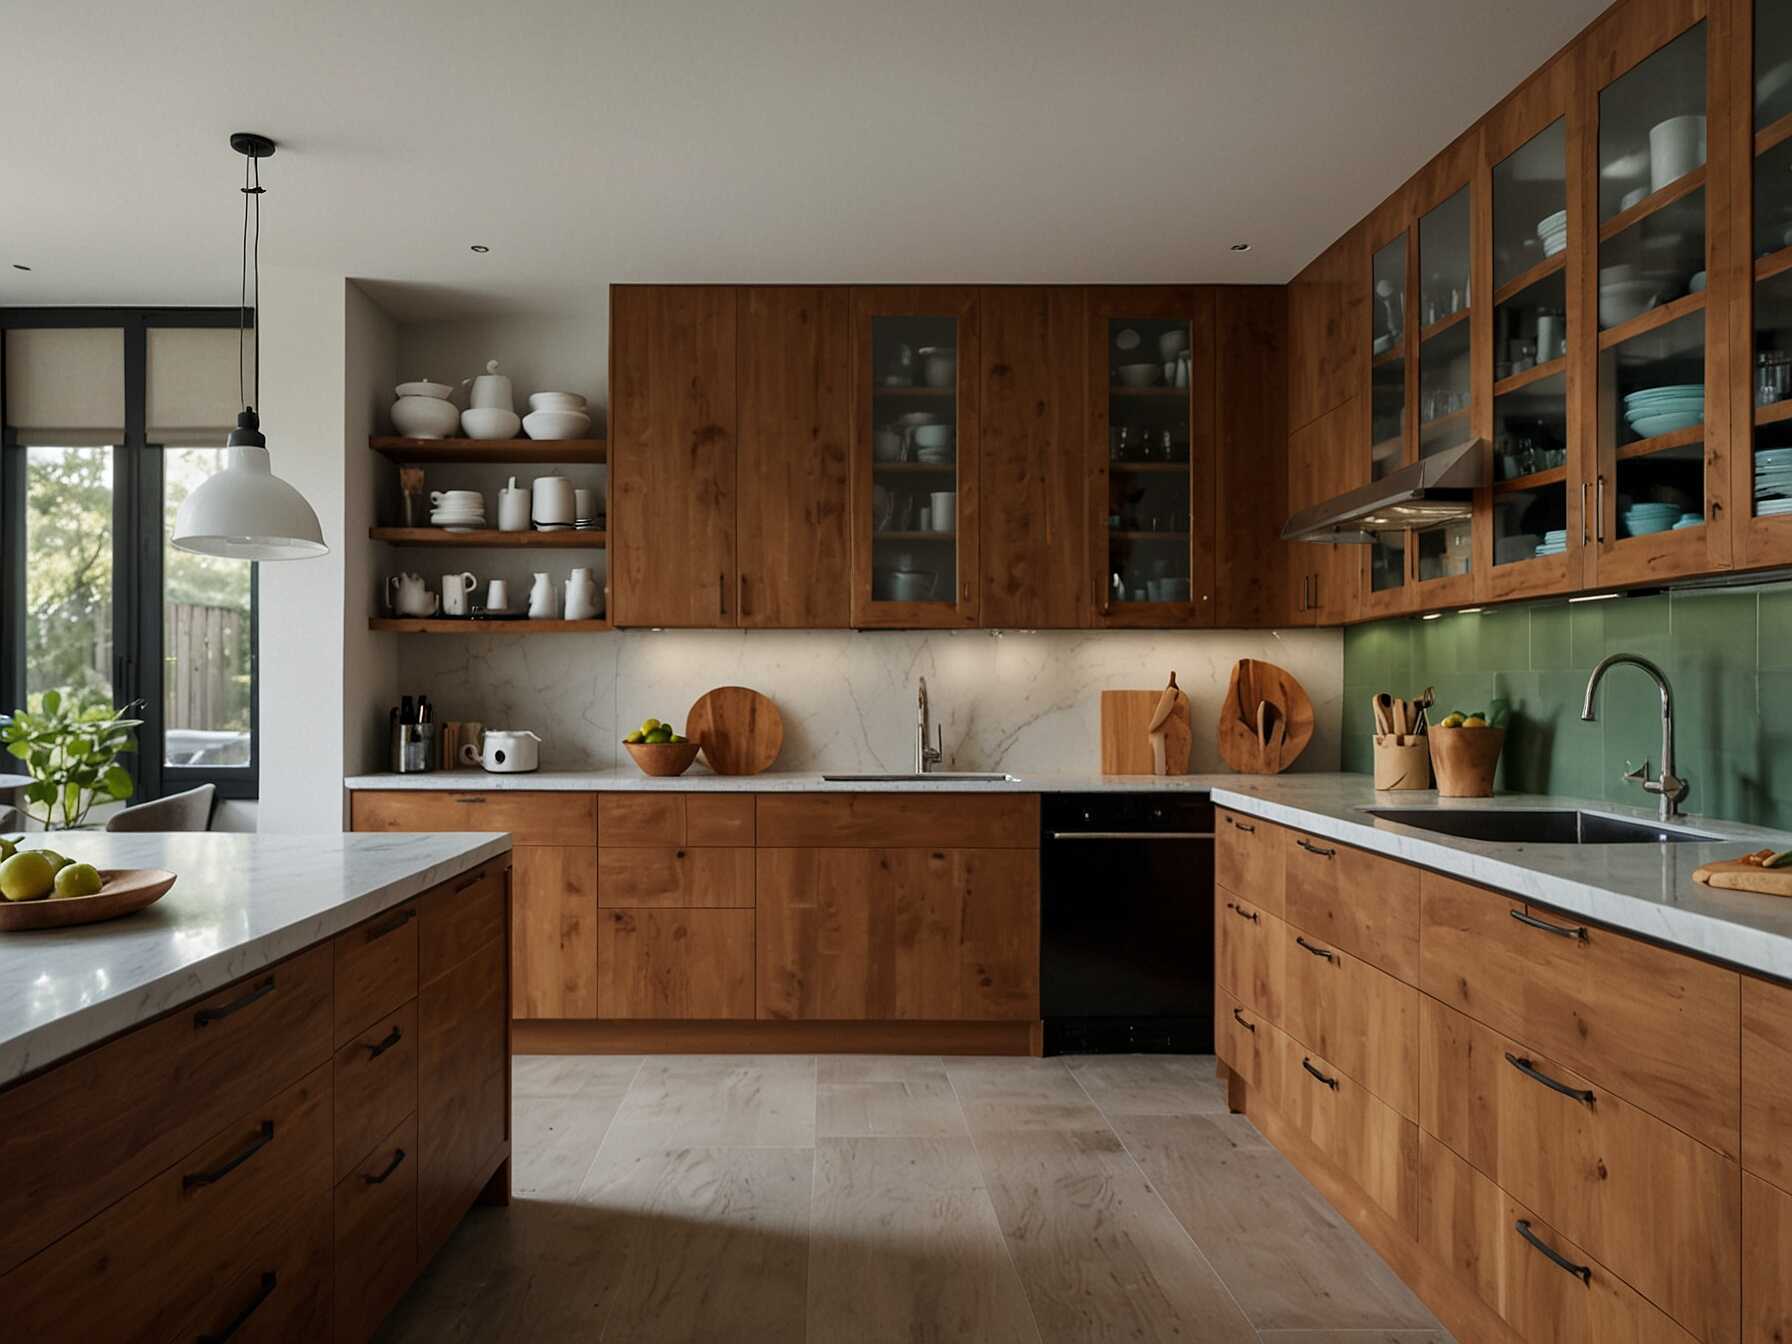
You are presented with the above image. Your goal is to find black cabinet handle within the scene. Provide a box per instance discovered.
[1514,1219,1591,1284]
[1296,935,1336,962]
[366,1025,403,1058]
[366,906,415,941]
[1296,838,1335,858]
[1226,901,1259,924]
[1505,1052,1596,1105]
[1226,816,1256,833]
[193,977,275,1027]
[1301,1057,1339,1090]
[184,1121,274,1189]
[197,1271,277,1343]
[1232,1007,1256,1033]
[452,796,486,804]
[363,1147,408,1185]
[1510,909,1588,941]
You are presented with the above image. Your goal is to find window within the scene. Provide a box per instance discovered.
[2,310,258,801]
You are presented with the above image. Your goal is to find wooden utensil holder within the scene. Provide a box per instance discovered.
[1372,736,1432,790]
[1428,726,1505,798]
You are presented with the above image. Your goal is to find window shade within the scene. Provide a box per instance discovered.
[3,328,125,446]
[147,327,250,446]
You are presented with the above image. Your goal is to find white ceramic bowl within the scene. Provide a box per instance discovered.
[521,408,592,441]
[1116,363,1161,388]
[1598,282,1666,329]
[1157,330,1190,362]
[395,379,454,400]
[392,395,461,439]
[1536,210,1568,236]
[911,425,955,450]
[461,407,522,440]
[528,391,588,413]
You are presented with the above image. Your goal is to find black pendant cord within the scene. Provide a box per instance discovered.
[238,151,264,414]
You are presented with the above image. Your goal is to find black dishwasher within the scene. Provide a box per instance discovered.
[1040,792,1214,1056]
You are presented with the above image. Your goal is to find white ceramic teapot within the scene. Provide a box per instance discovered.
[385,572,438,618]
[463,360,515,412]
[461,728,541,773]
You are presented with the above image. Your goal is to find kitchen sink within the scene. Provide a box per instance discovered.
[1364,807,1716,844]
[820,772,1020,783]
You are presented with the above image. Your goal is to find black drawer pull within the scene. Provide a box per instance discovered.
[1296,838,1335,858]
[1226,901,1259,924]
[363,1147,408,1185]
[1515,1219,1591,1284]
[1226,816,1256,833]
[452,870,485,893]
[366,906,415,941]
[1296,935,1336,962]
[1232,1007,1256,1032]
[452,796,486,804]
[197,1271,277,1343]
[1510,909,1588,941]
[193,977,275,1027]
[1505,1052,1596,1105]
[184,1121,275,1189]
[1301,1057,1339,1090]
[367,1025,403,1058]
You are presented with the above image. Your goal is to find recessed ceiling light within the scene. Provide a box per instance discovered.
[11,263,29,271]
[469,244,490,253]
[1229,242,1252,252]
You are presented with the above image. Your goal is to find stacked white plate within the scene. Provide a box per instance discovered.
[1537,210,1568,257]
[1672,512,1703,530]
[431,498,487,533]
[1756,446,1792,502]
[1533,528,1569,557]
[1622,384,1704,439]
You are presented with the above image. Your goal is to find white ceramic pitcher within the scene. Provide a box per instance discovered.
[385,572,437,617]
[527,572,558,619]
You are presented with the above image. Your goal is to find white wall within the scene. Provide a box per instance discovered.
[344,284,401,776]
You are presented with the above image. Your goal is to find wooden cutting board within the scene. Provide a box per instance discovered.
[1693,852,1792,897]
[686,686,784,776]
[1101,689,1191,775]
[1217,658,1314,774]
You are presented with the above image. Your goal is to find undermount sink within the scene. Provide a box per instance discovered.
[820,772,1020,783]
[1364,807,1716,845]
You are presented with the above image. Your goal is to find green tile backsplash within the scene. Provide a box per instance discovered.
[1342,583,1792,829]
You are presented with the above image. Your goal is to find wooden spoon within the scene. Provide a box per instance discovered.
[1373,692,1395,737]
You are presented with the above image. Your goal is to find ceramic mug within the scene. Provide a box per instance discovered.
[930,492,957,533]
[574,488,596,522]
[497,476,530,532]
[442,572,477,617]
[486,578,510,613]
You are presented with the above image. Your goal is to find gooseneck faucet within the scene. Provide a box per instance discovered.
[916,677,944,774]
[1581,652,1688,822]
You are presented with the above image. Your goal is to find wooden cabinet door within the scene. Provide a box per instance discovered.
[980,285,1088,628]
[597,908,754,1019]
[1286,400,1362,623]
[610,284,739,627]
[1745,1173,1792,1344]
[1744,975,1792,1187]
[756,847,1040,1021]
[736,286,852,627]
[1215,807,1285,914]
[1279,921,1419,1120]
[510,846,597,1020]
[1279,1038,1420,1234]
[1214,894,1283,1022]
[1214,285,1290,628]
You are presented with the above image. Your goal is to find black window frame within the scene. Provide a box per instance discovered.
[0,306,259,803]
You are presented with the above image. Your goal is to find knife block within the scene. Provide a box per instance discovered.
[1372,736,1431,790]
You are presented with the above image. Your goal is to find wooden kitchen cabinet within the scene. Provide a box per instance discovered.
[1277,1038,1420,1234]
[510,845,598,1019]
[599,845,755,909]
[1214,892,1284,1022]
[1282,830,1421,985]
[1744,974,1792,1185]
[1745,1172,1792,1344]
[1215,285,1291,627]
[334,1113,419,1344]
[351,789,595,847]
[1215,806,1285,914]
[1279,920,1420,1120]
[609,284,741,627]
[598,907,755,1019]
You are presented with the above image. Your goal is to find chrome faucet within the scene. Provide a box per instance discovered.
[916,677,944,774]
[1581,652,1688,822]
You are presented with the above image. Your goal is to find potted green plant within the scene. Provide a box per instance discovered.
[2,691,142,830]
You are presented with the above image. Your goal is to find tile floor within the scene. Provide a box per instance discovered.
[377,1053,1453,1344]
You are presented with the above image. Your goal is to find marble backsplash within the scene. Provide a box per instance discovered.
[395,628,1343,775]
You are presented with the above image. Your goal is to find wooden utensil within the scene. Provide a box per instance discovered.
[1217,659,1314,774]
[1372,692,1395,737]
[1693,852,1792,897]
[0,868,177,932]
[1146,673,1191,777]
[1101,685,1191,774]
[685,686,784,776]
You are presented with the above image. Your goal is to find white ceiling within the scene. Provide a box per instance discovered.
[7,0,1608,321]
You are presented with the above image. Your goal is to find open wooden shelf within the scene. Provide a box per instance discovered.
[1596,165,1706,243]
[1615,422,1704,462]
[1493,464,1568,492]
[369,528,605,548]
[1757,245,1792,284]
[1493,252,1567,307]
[1596,290,1706,350]
[1418,308,1470,344]
[1418,408,1469,437]
[370,437,607,464]
[1494,357,1567,398]
[370,617,611,634]
[1756,399,1792,428]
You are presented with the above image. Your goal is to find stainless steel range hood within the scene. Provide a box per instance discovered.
[1281,438,1485,544]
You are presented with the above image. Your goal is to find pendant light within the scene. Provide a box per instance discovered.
[172,132,328,561]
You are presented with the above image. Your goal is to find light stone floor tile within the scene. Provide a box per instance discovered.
[1064,1051,1231,1116]
[816,1054,967,1138]
[601,1054,818,1152]
[945,1057,1111,1135]
[513,1052,645,1099]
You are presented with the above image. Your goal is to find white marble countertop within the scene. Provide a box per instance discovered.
[0,830,510,1086]
[344,767,1239,793]
[1210,776,1792,983]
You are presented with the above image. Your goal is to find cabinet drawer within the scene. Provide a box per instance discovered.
[352,789,595,847]
[598,792,755,846]
[1216,988,1279,1106]
[1216,807,1283,916]
[1279,921,1418,1119]
[1214,891,1283,1021]
[1745,1173,1792,1344]
[1419,870,1740,1157]
[756,792,1039,847]
[1422,996,1739,1344]
[333,899,419,1046]
[512,846,598,1020]
[3,1063,332,1343]
[335,1112,419,1344]
[165,1189,335,1344]
[599,908,756,1019]
[0,942,332,1278]
[1279,1039,1419,1234]
[334,999,418,1184]
[419,934,508,1263]
[1744,976,1792,1186]
[600,845,755,908]
[1282,831,1418,983]
[420,861,508,984]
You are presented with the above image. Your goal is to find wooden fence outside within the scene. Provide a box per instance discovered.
[166,602,246,731]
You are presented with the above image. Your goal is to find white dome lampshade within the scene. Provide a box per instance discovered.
[172,409,328,560]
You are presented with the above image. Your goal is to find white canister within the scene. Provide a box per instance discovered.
[465,359,515,412]
[497,476,530,532]
[1536,312,1564,364]
[930,491,957,533]
[531,475,574,526]
[441,571,477,617]
[1648,114,1706,193]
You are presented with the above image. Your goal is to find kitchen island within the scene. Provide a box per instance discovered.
[0,830,513,1344]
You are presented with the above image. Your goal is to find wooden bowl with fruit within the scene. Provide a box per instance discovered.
[623,717,701,777]
[0,839,177,931]
[1427,708,1505,798]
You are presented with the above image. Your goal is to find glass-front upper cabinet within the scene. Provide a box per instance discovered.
[1743,0,1792,568]
[1589,17,1726,583]
[1364,231,1412,613]
[1412,183,1477,597]
[850,288,979,627]
[1088,288,1209,627]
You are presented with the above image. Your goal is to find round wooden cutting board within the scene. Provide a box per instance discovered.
[0,867,178,932]
[686,686,784,776]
